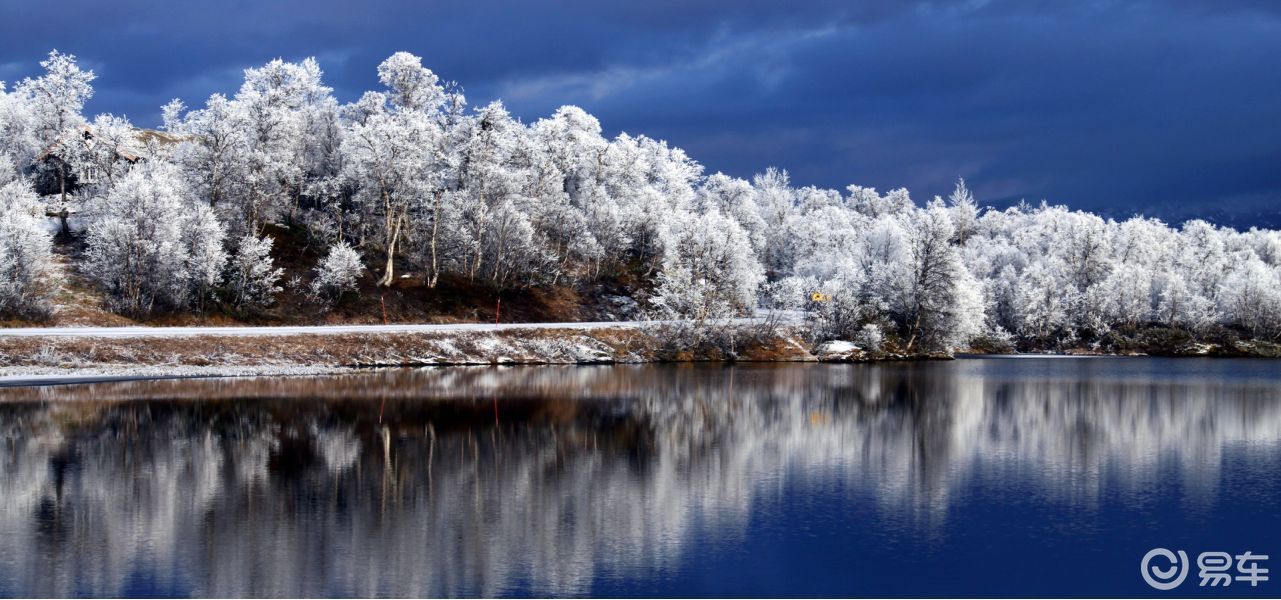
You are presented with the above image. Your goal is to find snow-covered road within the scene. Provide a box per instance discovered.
[0,317,788,339]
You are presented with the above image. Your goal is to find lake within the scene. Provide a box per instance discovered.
[1,358,1278,597]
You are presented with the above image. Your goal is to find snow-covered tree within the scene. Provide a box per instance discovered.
[5,48,1280,352]
[754,168,797,277]
[16,49,93,203]
[453,101,524,283]
[650,210,764,321]
[342,52,459,287]
[946,178,979,245]
[228,57,336,233]
[310,241,364,303]
[15,50,95,236]
[895,205,981,352]
[163,94,249,212]
[84,165,193,316]
[0,82,39,170]
[1098,262,1152,331]
[847,185,913,219]
[16,50,94,149]
[226,234,284,310]
[182,204,228,311]
[1014,259,1074,347]
[1153,272,1216,332]
[1220,259,1281,339]
[0,180,54,317]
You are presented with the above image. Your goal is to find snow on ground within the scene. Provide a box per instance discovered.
[0,328,654,387]
[813,340,865,361]
[0,313,808,387]
[0,364,352,388]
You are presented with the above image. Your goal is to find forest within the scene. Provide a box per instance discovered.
[2,50,1280,354]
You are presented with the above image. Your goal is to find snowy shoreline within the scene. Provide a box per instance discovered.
[0,326,815,388]
[1,325,1276,389]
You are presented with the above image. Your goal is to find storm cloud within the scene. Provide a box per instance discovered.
[2,0,1278,224]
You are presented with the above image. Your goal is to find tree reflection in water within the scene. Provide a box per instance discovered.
[0,360,1278,597]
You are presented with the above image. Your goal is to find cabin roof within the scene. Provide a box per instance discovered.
[38,125,191,163]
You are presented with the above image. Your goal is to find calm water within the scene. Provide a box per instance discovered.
[1,359,1279,598]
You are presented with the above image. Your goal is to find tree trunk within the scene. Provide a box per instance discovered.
[57,162,70,239]
[906,309,923,353]
[378,215,403,287]
[428,191,442,288]
[378,237,397,287]
[58,162,67,204]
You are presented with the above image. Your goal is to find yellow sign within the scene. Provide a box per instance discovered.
[810,292,831,302]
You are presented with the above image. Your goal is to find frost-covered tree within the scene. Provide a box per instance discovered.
[650,210,764,321]
[847,185,913,219]
[533,106,607,206]
[5,48,1280,350]
[0,82,39,170]
[895,205,982,352]
[0,180,54,317]
[15,50,94,194]
[946,178,979,245]
[377,51,448,112]
[754,168,797,276]
[226,234,284,310]
[226,58,336,233]
[696,173,766,252]
[182,204,228,311]
[163,94,249,212]
[453,101,521,282]
[84,165,194,316]
[1219,259,1281,339]
[342,52,459,286]
[1177,219,1230,300]
[1153,272,1216,332]
[1098,263,1152,331]
[341,93,429,286]
[310,241,364,303]
[1014,259,1074,346]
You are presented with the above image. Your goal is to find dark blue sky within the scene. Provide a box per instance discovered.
[2,1,1279,224]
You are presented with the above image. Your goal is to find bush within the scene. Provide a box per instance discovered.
[309,242,365,305]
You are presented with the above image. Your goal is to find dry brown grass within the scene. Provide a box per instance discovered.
[0,326,811,373]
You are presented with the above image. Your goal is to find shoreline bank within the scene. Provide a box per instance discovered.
[1,325,1278,387]
[0,326,815,385]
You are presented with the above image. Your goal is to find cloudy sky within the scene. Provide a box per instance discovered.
[2,1,1278,224]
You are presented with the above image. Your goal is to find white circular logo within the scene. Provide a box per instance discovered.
[1142,548,1190,590]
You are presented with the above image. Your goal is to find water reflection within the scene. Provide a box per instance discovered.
[0,360,1278,597]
